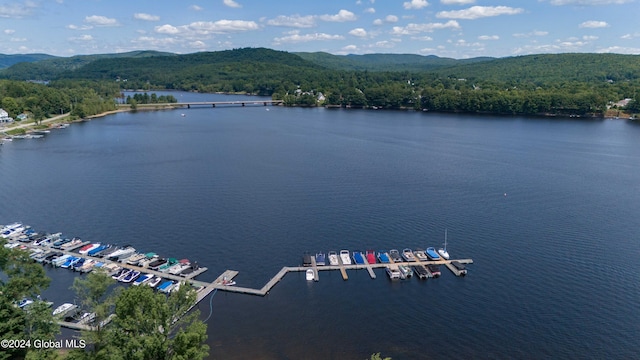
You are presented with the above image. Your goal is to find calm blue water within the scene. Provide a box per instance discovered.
[1,92,639,359]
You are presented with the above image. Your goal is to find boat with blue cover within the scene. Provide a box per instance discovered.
[88,244,110,256]
[133,273,154,286]
[377,251,390,263]
[352,251,365,265]
[425,247,441,260]
[315,252,326,266]
[157,280,175,293]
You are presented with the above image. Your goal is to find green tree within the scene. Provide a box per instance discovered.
[69,278,208,360]
[0,240,58,360]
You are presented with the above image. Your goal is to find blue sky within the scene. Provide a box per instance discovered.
[1,0,639,58]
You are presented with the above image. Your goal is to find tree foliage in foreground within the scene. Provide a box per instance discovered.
[0,239,59,360]
[67,272,208,360]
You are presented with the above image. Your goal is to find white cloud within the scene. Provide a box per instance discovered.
[583,35,598,40]
[478,35,499,40]
[596,45,640,54]
[513,30,548,37]
[267,15,316,28]
[4,29,15,34]
[621,33,640,39]
[134,13,160,21]
[273,31,344,43]
[440,0,475,4]
[386,15,399,22]
[154,20,259,36]
[0,2,37,18]
[189,5,203,11]
[364,7,375,13]
[67,24,93,30]
[437,6,523,19]
[223,0,242,8]
[342,44,358,52]
[546,0,632,5]
[579,20,609,28]
[319,9,357,22]
[373,19,383,25]
[132,36,177,48]
[188,20,259,33]
[69,34,93,42]
[403,0,429,10]
[371,40,396,48]
[10,37,26,42]
[85,15,119,26]
[391,20,460,35]
[189,40,206,48]
[349,28,368,37]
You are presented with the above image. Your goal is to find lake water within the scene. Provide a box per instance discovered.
[1,92,639,359]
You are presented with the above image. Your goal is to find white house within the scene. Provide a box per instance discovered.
[0,109,14,124]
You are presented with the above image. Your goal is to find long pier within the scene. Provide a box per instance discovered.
[201,258,473,297]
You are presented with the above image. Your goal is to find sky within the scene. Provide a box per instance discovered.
[1,0,639,58]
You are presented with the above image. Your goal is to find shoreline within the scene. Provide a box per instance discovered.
[2,101,635,138]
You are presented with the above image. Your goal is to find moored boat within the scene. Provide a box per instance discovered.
[426,264,441,277]
[398,264,413,279]
[52,303,77,318]
[411,264,430,279]
[133,273,154,286]
[402,248,416,262]
[339,250,352,265]
[377,251,390,263]
[79,243,101,255]
[120,270,140,283]
[385,265,401,280]
[451,261,467,276]
[413,249,428,261]
[147,276,162,288]
[302,253,312,267]
[328,251,339,266]
[352,251,365,265]
[305,268,314,281]
[389,249,402,262]
[157,280,176,293]
[365,250,376,264]
[438,229,450,260]
[315,252,326,266]
[425,247,441,260]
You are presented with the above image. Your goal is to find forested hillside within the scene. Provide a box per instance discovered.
[1,48,638,116]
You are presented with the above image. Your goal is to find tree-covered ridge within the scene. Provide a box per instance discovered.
[295,51,494,71]
[1,48,638,116]
[0,53,57,69]
[0,50,175,80]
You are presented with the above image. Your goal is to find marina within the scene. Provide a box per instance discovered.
[2,223,473,304]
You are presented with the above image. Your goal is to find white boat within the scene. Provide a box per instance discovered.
[398,264,413,279]
[52,303,77,317]
[339,250,352,265]
[438,229,450,260]
[125,253,146,265]
[385,265,401,280]
[79,243,100,255]
[147,276,162,288]
[328,251,339,266]
[305,268,314,281]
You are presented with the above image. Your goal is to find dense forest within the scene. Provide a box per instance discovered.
[0,80,118,121]
[1,47,639,117]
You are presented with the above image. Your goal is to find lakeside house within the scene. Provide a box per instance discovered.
[0,109,14,124]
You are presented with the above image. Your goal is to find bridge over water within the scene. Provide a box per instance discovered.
[119,100,284,109]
